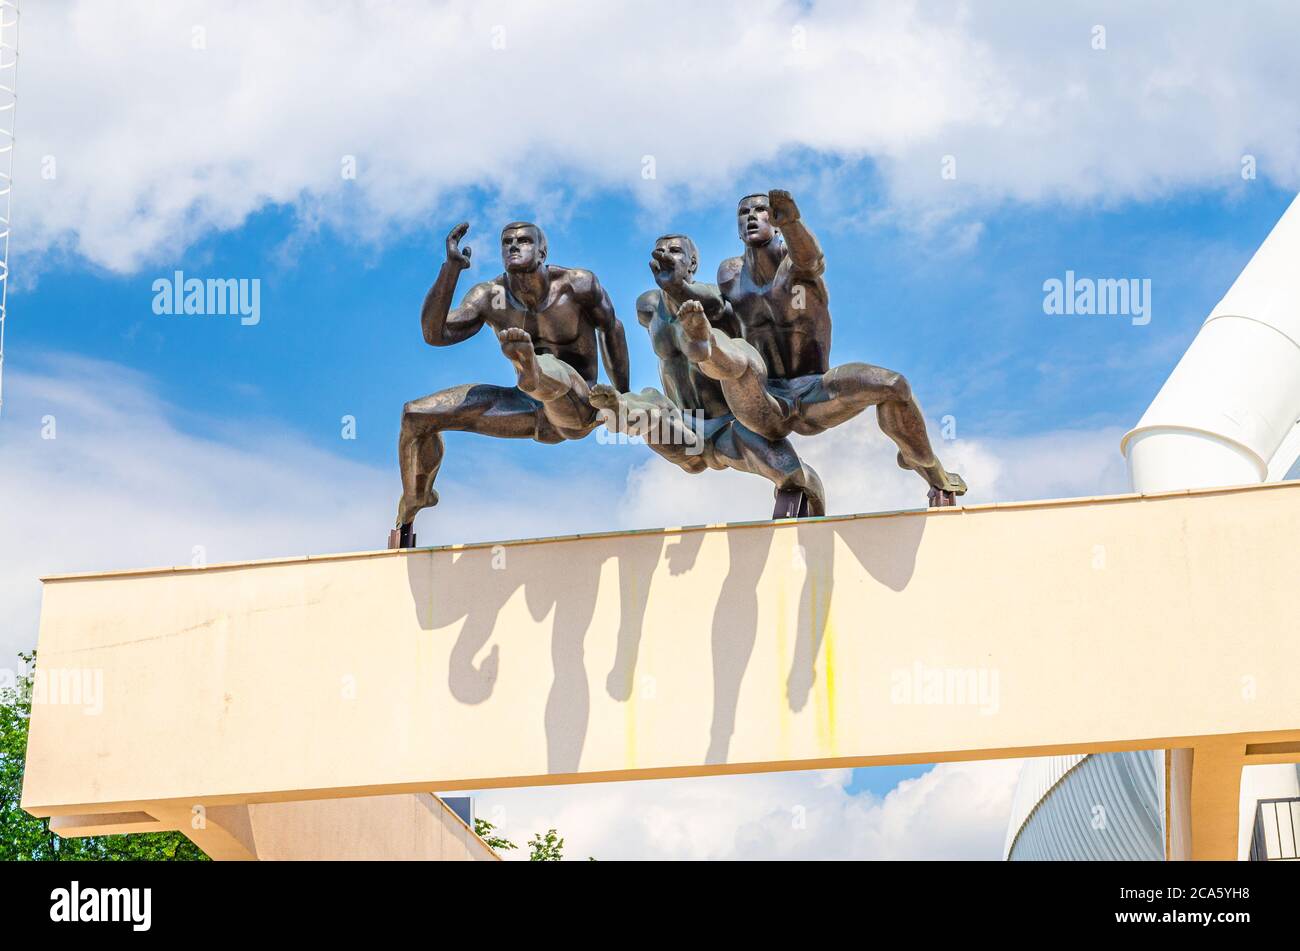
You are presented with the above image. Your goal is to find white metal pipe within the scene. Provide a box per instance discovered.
[1123,192,1300,492]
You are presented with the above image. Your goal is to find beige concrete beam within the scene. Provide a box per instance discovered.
[148,803,258,861]
[21,482,1300,859]
[49,811,168,838]
[244,793,498,861]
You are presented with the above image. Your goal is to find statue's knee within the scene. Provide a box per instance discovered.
[402,402,446,437]
[884,371,911,402]
[771,459,805,489]
[400,402,422,432]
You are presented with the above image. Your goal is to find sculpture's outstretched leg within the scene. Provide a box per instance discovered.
[590,383,707,472]
[592,384,826,519]
[394,383,552,546]
[499,328,597,438]
[794,362,966,501]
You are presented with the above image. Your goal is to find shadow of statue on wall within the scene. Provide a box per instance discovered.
[404,533,664,775]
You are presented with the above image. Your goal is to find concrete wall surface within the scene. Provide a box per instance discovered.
[22,482,1300,859]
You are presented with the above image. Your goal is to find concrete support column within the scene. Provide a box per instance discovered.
[1187,738,1245,861]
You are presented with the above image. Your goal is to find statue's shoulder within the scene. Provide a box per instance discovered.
[635,288,661,311]
[462,277,501,302]
[555,266,599,293]
[635,288,661,326]
[717,255,744,287]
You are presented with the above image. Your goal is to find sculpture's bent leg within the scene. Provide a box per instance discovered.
[721,423,828,517]
[675,301,790,440]
[498,328,597,439]
[590,384,707,473]
[396,383,552,530]
[798,362,967,496]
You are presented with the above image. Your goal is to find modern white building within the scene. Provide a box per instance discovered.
[1007,192,1300,862]
[1006,753,1300,861]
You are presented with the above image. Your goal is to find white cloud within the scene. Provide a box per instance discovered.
[616,415,1130,526]
[15,0,1300,273]
[468,758,1024,860]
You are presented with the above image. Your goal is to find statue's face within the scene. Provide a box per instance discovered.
[501,226,543,273]
[737,195,775,247]
[651,236,696,284]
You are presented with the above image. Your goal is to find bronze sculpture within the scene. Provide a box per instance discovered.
[589,234,826,515]
[393,221,629,548]
[395,194,964,546]
[678,190,966,505]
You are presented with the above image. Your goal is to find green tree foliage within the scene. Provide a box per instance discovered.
[527,828,564,862]
[0,651,208,861]
[476,819,590,860]
[473,817,517,853]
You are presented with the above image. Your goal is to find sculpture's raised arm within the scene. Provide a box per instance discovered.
[768,189,825,280]
[395,220,631,547]
[702,190,966,506]
[420,222,488,346]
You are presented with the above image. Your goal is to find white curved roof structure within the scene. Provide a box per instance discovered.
[1005,752,1163,861]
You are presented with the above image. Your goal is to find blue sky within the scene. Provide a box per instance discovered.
[5,0,1300,859]
[15,177,1292,480]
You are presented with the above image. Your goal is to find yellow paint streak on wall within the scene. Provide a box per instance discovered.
[807,573,839,758]
[775,583,791,758]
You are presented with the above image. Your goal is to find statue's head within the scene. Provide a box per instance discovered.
[736,194,775,248]
[651,233,698,285]
[500,222,547,273]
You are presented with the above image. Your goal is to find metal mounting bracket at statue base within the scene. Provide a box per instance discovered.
[772,487,809,519]
[387,525,416,550]
[928,487,958,507]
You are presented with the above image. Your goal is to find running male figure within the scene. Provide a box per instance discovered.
[679,190,966,503]
[590,233,826,515]
[394,221,630,546]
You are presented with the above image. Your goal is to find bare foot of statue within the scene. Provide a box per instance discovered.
[896,451,967,496]
[396,485,438,527]
[589,382,622,413]
[676,299,713,363]
[589,382,624,434]
[498,327,541,392]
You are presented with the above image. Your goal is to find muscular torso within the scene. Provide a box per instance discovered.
[478,266,602,383]
[638,289,734,419]
[719,248,831,379]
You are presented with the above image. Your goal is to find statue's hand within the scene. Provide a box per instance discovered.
[769,189,800,227]
[445,222,473,271]
[676,299,713,363]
